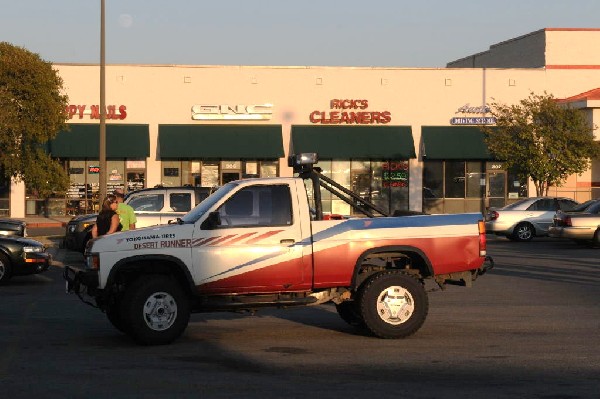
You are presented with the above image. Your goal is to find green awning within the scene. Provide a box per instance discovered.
[421,126,493,160]
[158,125,284,159]
[291,125,415,159]
[48,124,150,158]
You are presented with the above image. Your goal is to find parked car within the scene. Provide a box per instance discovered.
[0,219,27,237]
[64,186,215,252]
[485,197,579,242]
[549,199,600,246]
[0,236,51,284]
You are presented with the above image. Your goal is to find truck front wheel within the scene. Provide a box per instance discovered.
[105,300,127,333]
[121,275,190,345]
[357,271,428,339]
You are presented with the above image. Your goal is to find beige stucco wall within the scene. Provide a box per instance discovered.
[9,60,600,217]
[545,29,600,66]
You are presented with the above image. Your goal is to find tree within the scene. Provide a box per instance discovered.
[0,42,70,198]
[483,92,600,196]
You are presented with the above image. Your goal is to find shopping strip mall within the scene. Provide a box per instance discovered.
[3,28,600,218]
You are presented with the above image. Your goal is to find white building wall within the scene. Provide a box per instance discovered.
[8,55,600,217]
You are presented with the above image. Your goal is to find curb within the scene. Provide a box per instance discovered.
[27,222,67,228]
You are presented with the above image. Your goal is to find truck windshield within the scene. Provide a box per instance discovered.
[180,182,239,224]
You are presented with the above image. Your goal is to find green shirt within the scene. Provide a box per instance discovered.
[116,202,137,231]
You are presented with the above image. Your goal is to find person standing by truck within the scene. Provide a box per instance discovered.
[91,195,121,238]
[113,189,136,231]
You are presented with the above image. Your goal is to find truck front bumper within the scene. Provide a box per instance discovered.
[64,265,100,300]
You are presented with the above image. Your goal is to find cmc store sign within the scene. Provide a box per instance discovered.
[310,99,391,125]
[191,104,273,120]
[450,103,496,125]
[66,105,127,120]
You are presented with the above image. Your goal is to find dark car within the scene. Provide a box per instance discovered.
[0,219,27,237]
[0,236,51,284]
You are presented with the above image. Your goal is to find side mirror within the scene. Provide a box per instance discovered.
[201,211,222,230]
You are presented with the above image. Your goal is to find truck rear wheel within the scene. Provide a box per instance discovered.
[121,275,190,345]
[335,301,365,328]
[357,270,428,339]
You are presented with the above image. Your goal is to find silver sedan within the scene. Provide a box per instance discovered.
[549,199,600,245]
[485,197,579,242]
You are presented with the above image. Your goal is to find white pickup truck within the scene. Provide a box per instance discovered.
[64,186,215,251]
[65,153,492,345]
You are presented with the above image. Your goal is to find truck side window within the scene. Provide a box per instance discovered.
[127,194,164,212]
[218,185,292,228]
[170,193,191,212]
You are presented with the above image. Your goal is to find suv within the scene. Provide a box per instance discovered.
[64,186,215,251]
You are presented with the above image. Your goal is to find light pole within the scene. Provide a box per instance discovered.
[99,0,107,202]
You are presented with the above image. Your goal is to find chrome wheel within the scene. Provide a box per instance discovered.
[513,223,534,242]
[143,291,178,331]
[375,286,415,325]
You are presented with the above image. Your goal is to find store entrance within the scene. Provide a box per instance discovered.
[487,171,506,209]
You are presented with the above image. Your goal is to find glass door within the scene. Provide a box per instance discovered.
[487,171,506,209]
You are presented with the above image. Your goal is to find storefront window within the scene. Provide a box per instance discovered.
[162,160,181,187]
[259,161,278,178]
[201,162,219,187]
[331,161,351,215]
[424,160,516,213]
[371,162,390,213]
[466,162,485,198]
[126,160,146,192]
[312,159,409,216]
[163,159,280,188]
[107,160,125,193]
[423,161,443,199]
[445,161,466,198]
[351,161,371,203]
[507,169,528,199]
[314,160,332,214]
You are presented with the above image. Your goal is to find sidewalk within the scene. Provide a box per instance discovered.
[12,216,72,228]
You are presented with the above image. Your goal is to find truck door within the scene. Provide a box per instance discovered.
[125,190,166,228]
[191,183,310,293]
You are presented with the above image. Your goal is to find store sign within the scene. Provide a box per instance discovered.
[310,99,391,125]
[88,165,100,174]
[382,161,408,187]
[191,104,273,120]
[451,117,496,125]
[451,103,495,125]
[66,104,127,120]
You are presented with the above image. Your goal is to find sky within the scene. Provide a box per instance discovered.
[1,0,599,68]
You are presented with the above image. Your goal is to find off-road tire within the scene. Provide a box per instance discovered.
[0,253,12,284]
[335,301,365,328]
[357,270,428,339]
[121,275,190,345]
[105,300,127,333]
[511,222,534,242]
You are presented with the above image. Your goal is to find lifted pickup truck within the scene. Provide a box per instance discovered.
[65,153,492,345]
